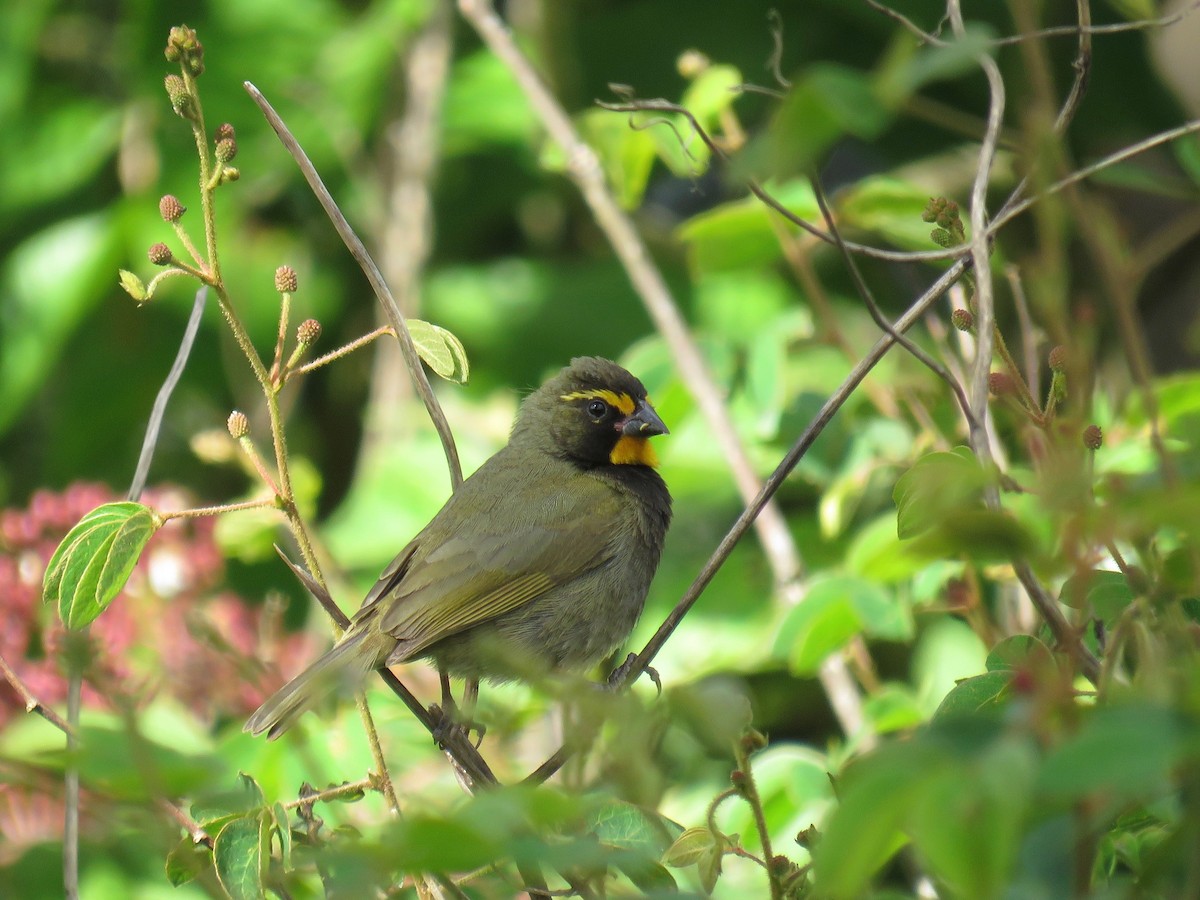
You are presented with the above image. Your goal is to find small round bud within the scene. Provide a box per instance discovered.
[931,228,955,248]
[677,49,710,79]
[166,25,204,76]
[215,123,236,143]
[951,308,975,332]
[921,197,944,223]
[215,137,238,163]
[275,266,298,293]
[219,167,240,183]
[936,201,960,230]
[148,242,173,266]
[729,769,747,792]
[1048,345,1067,373]
[1083,424,1103,450]
[297,318,321,345]
[227,411,249,439]
[164,74,195,119]
[988,372,1015,396]
[159,194,185,222]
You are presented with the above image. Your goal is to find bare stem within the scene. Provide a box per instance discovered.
[243,81,464,490]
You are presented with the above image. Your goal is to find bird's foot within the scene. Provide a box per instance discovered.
[606,653,661,695]
[429,703,487,750]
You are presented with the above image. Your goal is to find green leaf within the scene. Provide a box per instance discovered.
[569,108,660,208]
[908,738,1035,898]
[838,176,951,251]
[813,743,933,896]
[778,577,864,675]
[408,318,469,383]
[894,447,986,539]
[271,802,292,870]
[589,799,676,857]
[165,837,211,887]
[934,671,1013,719]
[864,684,925,734]
[1037,705,1184,804]
[681,64,743,126]
[191,773,268,827]
[214,815,265,900]
[1059,569,1135,622]
[42,501,161,630]
[662,826,719,869]
[677,180,818,274]
[118,269,148,302]
[875,26,996,107]
[744,63,892,178]
[985,635,1053,673]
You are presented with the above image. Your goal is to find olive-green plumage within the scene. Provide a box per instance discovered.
[245,357,672,739]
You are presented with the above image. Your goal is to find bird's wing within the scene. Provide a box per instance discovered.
[372,458,620,655]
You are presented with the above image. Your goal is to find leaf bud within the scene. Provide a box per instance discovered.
[159,194,186,223]
[951,308,975,332]
[1082,424,1103,450]
[274,265,298,294]
[148,242,173,266]
[215,123,236,143]
[227,411,249,440]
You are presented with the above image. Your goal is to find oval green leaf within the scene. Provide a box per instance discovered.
[214,815,265,900]
[42,501,161,630]
[408,318,469,383]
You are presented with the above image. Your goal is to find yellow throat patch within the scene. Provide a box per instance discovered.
[560,389,659,467]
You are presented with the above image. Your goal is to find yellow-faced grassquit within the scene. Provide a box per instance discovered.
[245,357,672,739]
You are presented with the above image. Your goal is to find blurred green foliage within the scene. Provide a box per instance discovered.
[3,0,1200,897]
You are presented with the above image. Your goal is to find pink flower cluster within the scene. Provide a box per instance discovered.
[0,482,322,730]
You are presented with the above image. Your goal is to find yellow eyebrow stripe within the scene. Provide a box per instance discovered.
[559,389,635,415]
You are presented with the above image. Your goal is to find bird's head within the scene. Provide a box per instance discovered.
[514,357,669,467]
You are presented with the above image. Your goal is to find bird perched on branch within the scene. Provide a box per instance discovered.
[245,356,672,739]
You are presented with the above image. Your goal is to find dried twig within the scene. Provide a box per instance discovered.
[243,82,464,491]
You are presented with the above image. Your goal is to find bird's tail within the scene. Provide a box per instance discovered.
[244,630,390,740]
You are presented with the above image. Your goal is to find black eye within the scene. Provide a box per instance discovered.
[587,399,608,418]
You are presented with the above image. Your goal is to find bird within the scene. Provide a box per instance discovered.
[245,356,673,739]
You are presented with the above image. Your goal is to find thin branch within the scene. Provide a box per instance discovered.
[0,653,74,735]
[157,798,214,848]
[243,82,464,491]
[864,0,1196,46]
[990,119,1200,234]
[809,175,979,433]
[129,287,208,499]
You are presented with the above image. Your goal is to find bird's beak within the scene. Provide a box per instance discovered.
[621,399,669,437]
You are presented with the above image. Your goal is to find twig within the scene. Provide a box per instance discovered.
[129,287,208,499]
[455,0,868,740]
[243,82,464,491]
[157,798,214,848]
[0,653,74,735]
[863,0,1197,45]
[809,175,979,433]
